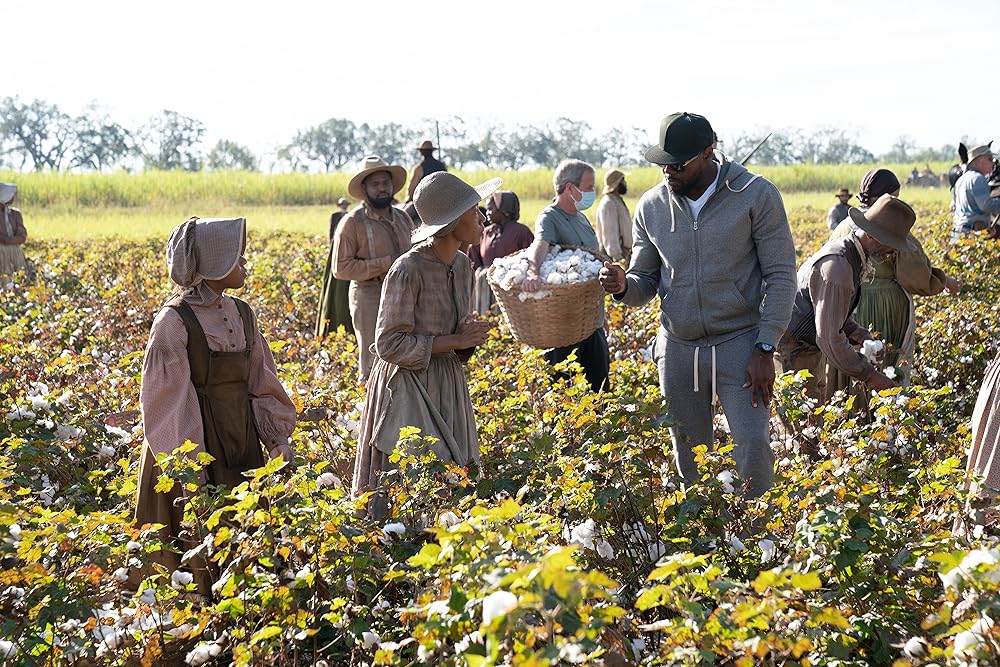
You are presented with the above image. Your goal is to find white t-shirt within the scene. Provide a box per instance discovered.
[684,162,721,221]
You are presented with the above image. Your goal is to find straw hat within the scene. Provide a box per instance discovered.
[835,187,852,198]
[847,194,915,251]
[337,197,349,207]
[411,172,502,244]
[968,141,993,163]
[347,156,406,200]
[603,169,628,195]
[0,183,16,205]
[416,139,438,151]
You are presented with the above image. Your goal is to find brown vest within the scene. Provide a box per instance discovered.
[785,236,864,346]
[167,297,265,485]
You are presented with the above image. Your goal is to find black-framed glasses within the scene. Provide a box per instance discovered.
[661,155,698,174]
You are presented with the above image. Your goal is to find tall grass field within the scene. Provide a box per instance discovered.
[2,163,956,241]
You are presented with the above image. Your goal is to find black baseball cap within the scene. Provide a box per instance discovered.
[644,112,715,166]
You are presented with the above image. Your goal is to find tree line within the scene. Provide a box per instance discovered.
[0,96,959,174]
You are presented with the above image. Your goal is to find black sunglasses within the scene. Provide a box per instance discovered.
[661,155,699,174]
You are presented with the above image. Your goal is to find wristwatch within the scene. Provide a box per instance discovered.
[754,342,776,355]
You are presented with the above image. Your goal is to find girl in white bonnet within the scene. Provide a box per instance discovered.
[133,216,296,595]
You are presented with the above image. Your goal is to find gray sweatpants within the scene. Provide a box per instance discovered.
[654,327,774,498]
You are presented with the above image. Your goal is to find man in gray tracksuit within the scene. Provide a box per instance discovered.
[600,112,796,497]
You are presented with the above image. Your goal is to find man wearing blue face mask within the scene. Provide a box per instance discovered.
[522,159,609,391]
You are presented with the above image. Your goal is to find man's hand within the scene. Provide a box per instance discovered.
[866,370,896,392]
[521,274,544,292]
[599,261,626,295]
[742,349,776,408]
[945,276,963,294]
[269,444,295,464]
[846,327,872,347]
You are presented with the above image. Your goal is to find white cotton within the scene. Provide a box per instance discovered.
[382,522,406,536]
[171,570,194,590]
[596,540,614,559]
[884,366,897,380]
[716,470,736,494]
[568,519,596,550]
[361,631,381,649]
[316,472,340,489]
[126,540,142,552]
[728,534,746,553]
[138,588,156,605]
[438,511,461,528]
[112,567,130,583]
[185,642,222,665]
[99,444,117,460]
[757,539,776,563]
[8,524,21,540]
[0,640,15,658]
[482,590,518,625]
[860,339,884,363]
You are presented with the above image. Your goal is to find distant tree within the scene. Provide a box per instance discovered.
[724,129,802,165]
[0,97,76,170]
[357,122,417,166]
[207,139,258,171]
[880,135,917,164]
[71,104,132,171]
[283,118,361,172]
[139,110,205,171]
[597,126,648,167]
[811,128,874,164]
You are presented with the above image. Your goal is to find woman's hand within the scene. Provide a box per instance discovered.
[521,271,543,292]
[269,444,294,464]
[453,314,492,348]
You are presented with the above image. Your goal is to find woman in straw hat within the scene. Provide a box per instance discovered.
[0,183,28,279]
[133,217,297,595]
[353,172,499,517]
[830,168,960,390]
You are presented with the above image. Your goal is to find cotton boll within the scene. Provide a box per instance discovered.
[547,273,565,285]
[716,470,736,494]
[596,540,614,558]
[361,631,381,649]
[757,538,776,563]
[568,519,596,550]
[482,590,518,625]
[382,522,406,536]
[0,640,16,658]
[112,567,130,583]
[171,570,194,590]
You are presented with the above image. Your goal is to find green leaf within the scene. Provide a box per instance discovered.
[790,572,822,590]
[407,543,441,569]
[250,625,283,644]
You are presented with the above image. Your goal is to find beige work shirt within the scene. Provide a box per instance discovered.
[332,203,413,283]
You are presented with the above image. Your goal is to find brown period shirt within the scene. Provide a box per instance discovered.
[0,207,27,245]
[332,203,413,283]
[809,253,874,381]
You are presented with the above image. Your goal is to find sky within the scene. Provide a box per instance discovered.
[8,0,997,164]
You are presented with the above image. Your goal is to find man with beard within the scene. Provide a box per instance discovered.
[599,112,796,498]
[778,194,912,402]
[596,169,632,262]
[333,156,412,380]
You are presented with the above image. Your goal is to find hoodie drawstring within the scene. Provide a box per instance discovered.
[692,345,718,407]
[725,174,761,193]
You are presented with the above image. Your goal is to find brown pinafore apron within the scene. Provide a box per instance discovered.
[132,296,265,596]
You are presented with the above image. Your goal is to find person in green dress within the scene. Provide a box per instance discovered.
[829,168,961,387]
[315,198,354,337]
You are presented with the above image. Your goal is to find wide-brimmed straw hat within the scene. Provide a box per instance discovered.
[347,156,406,200]
[0,183,16,205]
[603,169,628,194]
[416,139,438,151]
[847,194,914,251]
[412,172,502,244]
[968,141,993,163]
[835,187,852,198]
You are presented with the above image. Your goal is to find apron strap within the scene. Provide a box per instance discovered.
[231,297,255,357]
[166,298,211,388]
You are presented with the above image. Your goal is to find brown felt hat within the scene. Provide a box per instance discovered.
[847,194,915,251]
[347,156,406,200]
[835,187,852,198]
[416,139,438,151]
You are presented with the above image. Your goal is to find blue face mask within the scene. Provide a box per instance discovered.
[574,189,597,211]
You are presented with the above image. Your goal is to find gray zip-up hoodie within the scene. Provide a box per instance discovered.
[616,157,796,348]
